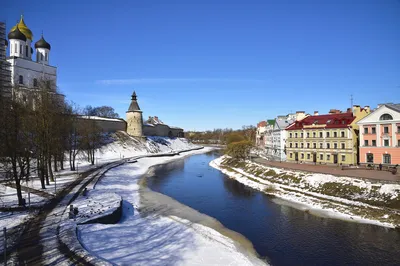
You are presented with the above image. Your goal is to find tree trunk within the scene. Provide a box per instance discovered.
[12,158,23,206]
[60,152,64,170]
[38,157,46,189]
[48,156,54,182]
[44,158,50,185]
[54,154,58,172]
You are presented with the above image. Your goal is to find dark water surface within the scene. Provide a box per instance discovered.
[147,150,400,266]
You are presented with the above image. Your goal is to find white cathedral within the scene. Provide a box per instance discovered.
[5,15,63,107]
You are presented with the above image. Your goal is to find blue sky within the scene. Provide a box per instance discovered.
[2,0,399,131]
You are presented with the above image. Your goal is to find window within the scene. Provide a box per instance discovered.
[334,132,337,138]
[372,127,376,134]
[320,154,323,160]
[366,153,373,163]
[18,75,23,84]
[301,153,304,159]
[364,140,368,146]
[327,154,331,160]
[384,127,389,134]
[20,44,22,54]
[45,52,48,61]
[319,143,323,149]
[372,140,376,146]
[319,132,323,138]
[334,143,338,149]
[398,139,400,147]
[307,132,310,138]
[380,114,393,121]
[326,132,330,138]
[25,45,28,57]
[341,143,345,149]
[290,153,292,158]
[295,143,298,148]
[307,154,310,159]
[33,78,38,87]
[341,131,345,137]
[41,53,43,60]
[301,133,303,138]
[384,139,389,147]
[398,126,400,133]
[295,133,298,138]
[383,154,391,164]
[289,143,292,148]
[341,155,346,162]
[290,133,292,138]
[307,143,310,148]
[301,143,304,148]
[313,132,316,138]
[313,143,316,149]
[14,43,17,54]
[10,44,13,53]
[364,127,368,134]
[327,143,330,149]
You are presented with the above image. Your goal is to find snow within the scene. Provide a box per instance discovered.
[78,116,124,122]
[210,156,400,228]
[0,184,46,207]
[78,148,266,266]
[71,191,122,224]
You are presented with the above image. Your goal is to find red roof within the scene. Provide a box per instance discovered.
[257,121,267,128]
[286,112,355,131]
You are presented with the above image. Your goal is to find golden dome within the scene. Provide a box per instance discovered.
[10,15,33,40]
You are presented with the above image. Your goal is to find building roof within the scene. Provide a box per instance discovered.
[286,112,355,131]
[127,91,141,112]
[386,103,400,113]
[267,119,276,126]
[275,118,295,130]
[10,15,33,40]
[35,35,51,50]
[8,25,26,41]
[257,121,266,128]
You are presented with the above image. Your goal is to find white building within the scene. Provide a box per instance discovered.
[6,15,63,107]
[271,115,295,161]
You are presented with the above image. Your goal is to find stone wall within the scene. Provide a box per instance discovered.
[77,116,126,133]
[143,124,184,137]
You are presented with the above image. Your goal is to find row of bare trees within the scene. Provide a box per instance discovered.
[186,126,256,145]
[0,79,106,205]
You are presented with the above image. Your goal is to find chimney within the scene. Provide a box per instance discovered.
[295,111,306,121]
[346,108,352,113]
[364,106,371,113]
[314,111,319,116]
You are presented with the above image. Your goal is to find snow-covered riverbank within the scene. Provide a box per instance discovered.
[78,147,267,266]
[210,156,400,229]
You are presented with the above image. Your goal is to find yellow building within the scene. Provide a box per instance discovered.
[285,106,370,166]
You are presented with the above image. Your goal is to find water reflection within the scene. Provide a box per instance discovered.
[223,176,256,198]
[147,151,400,266]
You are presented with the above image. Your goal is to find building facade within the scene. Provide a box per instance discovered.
[6,15,63,107]
[285,106,370,166]
[270,114,295,161]
[264,119,276,159]
[255,121,267,149]
[357,103,400,165]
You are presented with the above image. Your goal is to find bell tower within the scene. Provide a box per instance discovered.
[126,91,143,137]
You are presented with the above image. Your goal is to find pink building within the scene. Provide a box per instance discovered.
[357,104,400,165]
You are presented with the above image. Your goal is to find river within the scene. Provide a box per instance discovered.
[146,150,400,266]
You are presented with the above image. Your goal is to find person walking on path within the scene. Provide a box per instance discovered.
[379,163,383,171]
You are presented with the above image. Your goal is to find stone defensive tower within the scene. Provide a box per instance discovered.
[126,91,143,137]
